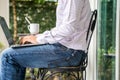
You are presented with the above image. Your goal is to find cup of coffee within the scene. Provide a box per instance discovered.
[28,23,39,34]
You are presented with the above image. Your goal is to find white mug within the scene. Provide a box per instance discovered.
[28,23,39,34]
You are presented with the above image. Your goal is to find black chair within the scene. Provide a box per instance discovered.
[30,10,97,80]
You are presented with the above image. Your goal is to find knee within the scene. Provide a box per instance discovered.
[0,48,14,62]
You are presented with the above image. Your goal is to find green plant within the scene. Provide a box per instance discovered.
[108,47,115,54]
[97,48,115,80]
[0,42,4,49]
[0,42,4,52]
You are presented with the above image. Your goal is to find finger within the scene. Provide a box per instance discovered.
[19,38,23,45]
[20,37,28,45]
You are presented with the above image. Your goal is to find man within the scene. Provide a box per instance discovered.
[0,0,91,80]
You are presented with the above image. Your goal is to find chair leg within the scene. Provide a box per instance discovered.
[30,68,36,80]
[38,68,48,80]
[81,71,83,80]
[75,71,82,80]
[80,71,86,80]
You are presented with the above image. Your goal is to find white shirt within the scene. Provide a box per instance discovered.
[36,0,91,51]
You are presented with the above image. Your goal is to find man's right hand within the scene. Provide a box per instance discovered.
[20,35,38,45]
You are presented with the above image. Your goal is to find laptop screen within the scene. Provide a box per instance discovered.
[0,16,14,46]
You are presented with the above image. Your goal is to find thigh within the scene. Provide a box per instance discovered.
[1,43,72,68]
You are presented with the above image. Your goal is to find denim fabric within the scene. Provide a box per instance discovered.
[0,43,86,80]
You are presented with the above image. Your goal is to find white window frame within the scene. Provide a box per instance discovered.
[115,0,120,79]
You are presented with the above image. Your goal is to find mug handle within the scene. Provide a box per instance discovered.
[28,25,30,31]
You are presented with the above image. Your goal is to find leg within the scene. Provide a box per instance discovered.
[0,43,69,80]
[0,48,26,80]
[0,43,85,80]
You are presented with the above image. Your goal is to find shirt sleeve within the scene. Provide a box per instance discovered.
[36,0,84,44]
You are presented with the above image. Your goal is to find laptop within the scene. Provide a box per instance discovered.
[0,16,41,48]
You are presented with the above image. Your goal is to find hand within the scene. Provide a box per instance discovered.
[20,35,38,45]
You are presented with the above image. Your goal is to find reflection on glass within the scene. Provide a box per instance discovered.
[97,0,117,80]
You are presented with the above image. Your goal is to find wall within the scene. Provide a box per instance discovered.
[86,0,97,80]
[0,25,9,49]
[0,0,9,25]
[0,0,9,49]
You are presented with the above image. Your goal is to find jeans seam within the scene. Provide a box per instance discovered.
[10,52,48,56]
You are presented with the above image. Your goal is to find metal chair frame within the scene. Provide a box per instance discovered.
[30,10,97,80]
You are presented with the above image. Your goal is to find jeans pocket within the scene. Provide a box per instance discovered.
[66,51,83,66]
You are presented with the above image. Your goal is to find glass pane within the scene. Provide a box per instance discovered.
[97,0,117,80]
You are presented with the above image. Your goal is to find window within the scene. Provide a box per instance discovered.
[97,0,117,80]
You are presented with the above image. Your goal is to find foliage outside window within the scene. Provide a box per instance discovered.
[97,0,117,80]
[10,0,57,42]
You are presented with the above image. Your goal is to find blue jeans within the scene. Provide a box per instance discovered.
[0,43,86,80]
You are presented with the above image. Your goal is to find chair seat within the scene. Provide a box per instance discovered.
[46,65,86,72]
